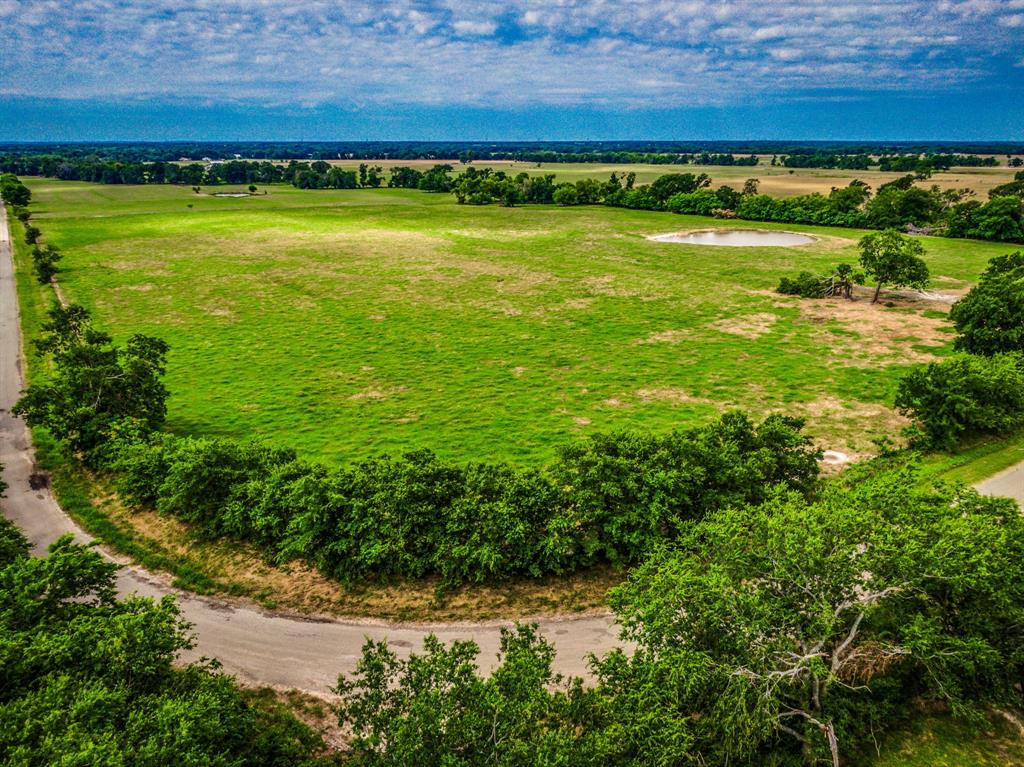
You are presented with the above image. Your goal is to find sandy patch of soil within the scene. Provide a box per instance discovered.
[635,329,689,345]
[636,387,716,406]
[349,385,408,402]
[710,312,779,339]
[789,295,950,366]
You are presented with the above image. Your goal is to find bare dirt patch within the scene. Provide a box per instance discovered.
[635,329,689,345]
[788,295,951,366]
[777,395,911,459]
[710,312,778,339]
[636,387,716,406]
[349,385,409,402]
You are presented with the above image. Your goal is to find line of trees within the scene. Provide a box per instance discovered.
[442,166,1024,244]
[8,462,1024,766]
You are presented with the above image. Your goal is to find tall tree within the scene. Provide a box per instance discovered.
[13,304,169,460]
[857,229,929,303]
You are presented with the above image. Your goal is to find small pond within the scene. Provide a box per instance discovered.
[649,229,816,247]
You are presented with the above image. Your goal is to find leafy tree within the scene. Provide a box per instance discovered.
[950,251,1024,355]
[857,229,929,303]
[13,304,169,460]
[335,625,612,766]
[0,524,322,766]
[31,244,62,284]
[647,172,710,204]
[968,196,1024,243]
[553,185,579,206]
[894,352,1024,449]
[23,224,40,245]
[0,172,31,206]
[608,475,1024,766]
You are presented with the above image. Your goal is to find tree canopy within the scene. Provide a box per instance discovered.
[950,251,1024,356]
[857,229,930,303]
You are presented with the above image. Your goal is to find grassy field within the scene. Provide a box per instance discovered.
[322,158,1024,198]
[22,178,1012,467]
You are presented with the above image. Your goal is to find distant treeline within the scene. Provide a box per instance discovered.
[777,153,1002,171]
[434,166,1024,244]
[1,140,1022,166]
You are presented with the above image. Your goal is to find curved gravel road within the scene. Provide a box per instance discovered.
[0,203,623,694]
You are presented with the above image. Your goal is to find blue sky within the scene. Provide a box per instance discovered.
[1,0,1023,141]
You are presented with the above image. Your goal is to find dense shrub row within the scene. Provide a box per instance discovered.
[107,412,821,586]
[896,251,1024,449]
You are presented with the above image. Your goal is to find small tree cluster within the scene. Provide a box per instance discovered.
[13,304,169,461]
[777,263,864,299]
[0,172,30,206]
[895,352,1024,450]
[0,520,323,765]
[31,244,62,284]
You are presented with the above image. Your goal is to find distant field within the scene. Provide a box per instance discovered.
[21,179,1012,465]
[316,158,1024,198]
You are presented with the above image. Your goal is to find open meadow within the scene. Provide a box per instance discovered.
[21,177,1012,466]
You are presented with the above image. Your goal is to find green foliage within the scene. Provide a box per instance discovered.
[895,352,1024,450]
[12,304,169,461]
[336,624,615,766]
[30,244,61,285]
[336,473,1024,765]
[608,475,1024,765]
[777,263,864,299]
[858,229,929,302]
[950,251,1024,356]
[0,526,322,766]
[107,411,820,586]
[0,172,31,206]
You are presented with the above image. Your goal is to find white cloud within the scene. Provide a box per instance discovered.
[452,19,497,35]
[0,0,1019,109]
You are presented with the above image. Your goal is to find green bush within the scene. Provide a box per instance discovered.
[0,525,322,766]
[109,412,821,586]
[950,251,1024,356]
[894,352,1024,449]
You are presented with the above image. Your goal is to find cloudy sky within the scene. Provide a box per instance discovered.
[1,0,1022,140]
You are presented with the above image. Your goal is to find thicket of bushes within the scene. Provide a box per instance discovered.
[0,517,324,766]
[896,251,1024,449]
[108,410,820,586]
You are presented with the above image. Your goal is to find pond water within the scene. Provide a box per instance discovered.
[649,229,816,247]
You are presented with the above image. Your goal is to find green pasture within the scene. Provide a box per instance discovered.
[21,179,1012,465]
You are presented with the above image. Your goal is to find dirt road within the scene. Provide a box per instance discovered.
[0,203,623,694]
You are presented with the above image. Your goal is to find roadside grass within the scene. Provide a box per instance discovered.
[22,179,1011,466]
[867,714,1024,766]
[919,429,1024,486]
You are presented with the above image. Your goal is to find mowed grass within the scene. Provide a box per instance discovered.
[24,179,1012,466]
